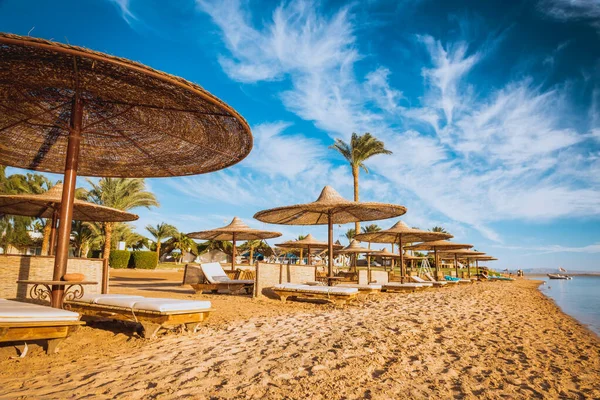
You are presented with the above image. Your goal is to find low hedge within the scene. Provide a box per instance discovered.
[109,250,131,269]
[130,251,158,270]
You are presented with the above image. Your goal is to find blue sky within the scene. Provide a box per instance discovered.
[1,0,599,270]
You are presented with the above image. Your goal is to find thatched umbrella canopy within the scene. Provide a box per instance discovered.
[275,234,341,265]
[188,217,281,270]
[254,186,406,281]
[355,221,452,281]
[438,249,486,278]
[0,33,252,307]
[468,255,497,275]
[405,240,472,278]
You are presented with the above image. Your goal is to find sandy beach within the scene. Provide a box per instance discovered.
[1,272,599,399]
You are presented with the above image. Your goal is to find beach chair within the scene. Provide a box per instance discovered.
[411,275,448,287]
[425,272,458,285]
[67,294,212,338]
[0,299,84,355]
[382,282,431,292]
[443,275,472,284]
[272,283,358,306]
[187,262,254,294]
[337,283,382,299]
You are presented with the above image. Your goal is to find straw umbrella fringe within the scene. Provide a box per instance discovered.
[275,234,341,265]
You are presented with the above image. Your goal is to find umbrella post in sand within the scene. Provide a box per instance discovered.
[454,253,459,278]
[254,186,406,285]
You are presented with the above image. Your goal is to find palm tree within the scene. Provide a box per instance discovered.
[86,178,158,264]
[431,226,448,233]
[330,132,392,233]
[361,224,381,250]
[169,232,196,264]
[345,228,356,241]
[239,239,262,265]
[146,223,178,258]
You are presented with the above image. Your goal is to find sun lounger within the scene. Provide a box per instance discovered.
[382,282,430,293]
[411,275,447,287]
[425,272,458,285]
[0,299,84,355]
[66,294,212,338]
[272,283,358,306]
[337,283,382,297]
[444,275,472,284]
[189,262,254,294]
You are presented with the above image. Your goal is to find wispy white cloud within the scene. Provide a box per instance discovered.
[108,0,137,25]
[538,0,600,31]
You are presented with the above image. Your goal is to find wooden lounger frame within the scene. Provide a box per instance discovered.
[273,289,358,307]
[67,302,212,338]
[382,285,429,293]
[0,320,84,354]
[190,282,253,295]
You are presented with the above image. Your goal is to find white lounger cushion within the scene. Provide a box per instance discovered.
[412,276,447,285]
[274,283,358,296]
[384,282,430,288]
[78,294,144,304]
[0,299,80,322]
[201,262,253,285]
[93,296,211,312]
[337,284,382,290]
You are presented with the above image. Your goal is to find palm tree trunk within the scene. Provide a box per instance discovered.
[352,165,360,234]
[156,240,161,259]
[249,247,254,266]
[103,222,113,264]
[41,222,51,255]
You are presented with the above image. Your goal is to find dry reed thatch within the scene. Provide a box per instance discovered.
[0,183,138,222]
[253,186,407,225]
[187,217,281,241]
[404,240,473,251]
[336,240,374,254]
[355,221,452,244]
[374,248,401,258]
[275,234,341,250]
[0,33,252,177]
[437,249,486,257]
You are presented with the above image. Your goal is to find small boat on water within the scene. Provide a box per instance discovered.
[547,273,572,280]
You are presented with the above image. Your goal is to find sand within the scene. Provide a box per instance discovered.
[0,271,599,399]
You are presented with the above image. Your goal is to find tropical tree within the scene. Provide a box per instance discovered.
[146,223,178,257]
[239,239,262,265]
[86,178,158,263]
[361,224,381,249]
[169,232,196,264]
[344,228,356,241]
[330,132,392,233]
[431,226,448,233]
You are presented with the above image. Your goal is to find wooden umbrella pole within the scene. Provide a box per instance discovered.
[434,248,439,280]
[48,210,58,256]
[399,234,405,283]
[454,254,458,278]
[327,211,333,280]
[468,259,471,278]
[476,259,479,276]
[307,245,311,266]
[231,232,236,271]
[51,96,83,309]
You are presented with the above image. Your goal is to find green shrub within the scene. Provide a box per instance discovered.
[109,250,131,269]
[131,251,158,270]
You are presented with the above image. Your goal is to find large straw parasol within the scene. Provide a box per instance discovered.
[0,183,138,292]
[405,240,472,279]
[468,255,497,275]
[275,234,341,265]
[0,33,253,307]
[354,221,452,282]
[254,186,406,281]
[438,249,486,278]
[188,217,281,271]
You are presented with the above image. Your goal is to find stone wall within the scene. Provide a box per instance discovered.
[359,270,390,284]
[254,263,316,297]
[0,255,103,300]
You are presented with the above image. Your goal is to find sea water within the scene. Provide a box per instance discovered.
[538,275,600,336]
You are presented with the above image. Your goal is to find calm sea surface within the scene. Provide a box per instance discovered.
[537,275,600,336]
